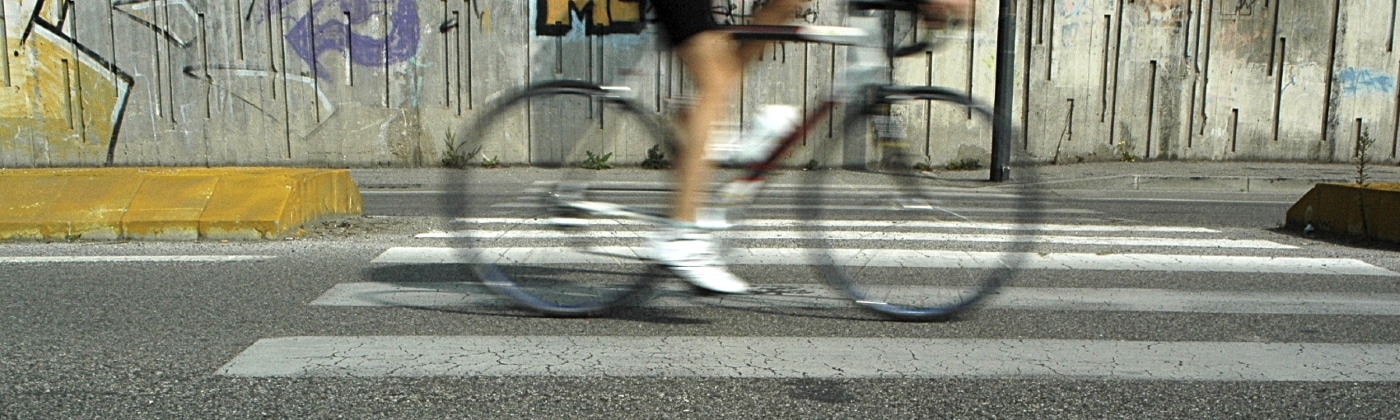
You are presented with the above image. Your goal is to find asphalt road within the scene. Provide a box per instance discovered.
[3,173,1398,418]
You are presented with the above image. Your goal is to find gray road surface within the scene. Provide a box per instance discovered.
[3,166,1398,417]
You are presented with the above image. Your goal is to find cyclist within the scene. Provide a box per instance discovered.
[648,0,975,294]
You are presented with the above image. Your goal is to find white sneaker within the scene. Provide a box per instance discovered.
[647,227,750,294]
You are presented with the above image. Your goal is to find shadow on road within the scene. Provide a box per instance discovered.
[362,264,945,324]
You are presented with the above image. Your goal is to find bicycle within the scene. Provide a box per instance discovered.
[447,0,1037,321]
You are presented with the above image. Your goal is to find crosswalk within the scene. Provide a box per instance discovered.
[215,190,1400,382]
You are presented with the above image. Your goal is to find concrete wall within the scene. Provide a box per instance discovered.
[1,0,1397,168]
[1019,0,1400,165]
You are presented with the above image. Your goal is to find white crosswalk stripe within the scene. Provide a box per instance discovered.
[488,201,1102,214]
[371,247,1391,276]
[436,218,1222,233]
[310,282,1400,316]
[417,229,1285,248]
[220,209,1400,381]
[217,336,1400,381]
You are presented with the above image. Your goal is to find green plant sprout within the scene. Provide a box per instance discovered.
[441,130,481,169]
[641,144,670,169]
[913,157,934,172]
[945,158,982,171]
[1115,141,1138,162]
[582,151,614,170]
[481,155,501,168]
[1355,127,1375,186]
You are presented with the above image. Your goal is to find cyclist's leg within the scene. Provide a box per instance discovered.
[660,30,748,294]
[654,0,810,294]
[671,30,740,224]
[670,0,810,223]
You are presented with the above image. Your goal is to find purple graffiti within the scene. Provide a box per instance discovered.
[260,0,421,81]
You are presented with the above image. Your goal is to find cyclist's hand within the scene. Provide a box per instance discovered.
[919,0,973,29]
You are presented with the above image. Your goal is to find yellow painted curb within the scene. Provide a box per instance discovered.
[0,168,363,241]
[1286,183,1400,243]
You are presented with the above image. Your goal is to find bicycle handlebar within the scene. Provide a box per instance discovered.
[723,1,965,58]
[848,0,966,57]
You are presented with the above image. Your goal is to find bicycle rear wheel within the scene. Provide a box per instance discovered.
[805,86,1037,320]
[451,81,679,316]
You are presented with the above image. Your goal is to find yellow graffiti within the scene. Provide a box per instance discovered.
[38,0,64,24]
[1,0,130,162]
[538,0,644,36]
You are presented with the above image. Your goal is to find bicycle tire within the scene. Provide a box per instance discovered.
[804,86,1037,321]
[452,80,680,316]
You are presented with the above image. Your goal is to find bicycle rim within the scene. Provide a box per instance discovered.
[805,86,1039,321]
[453,81,678,316]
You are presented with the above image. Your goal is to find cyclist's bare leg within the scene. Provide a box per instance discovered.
[669,0,809,223]
[669,0,970,223]
[671,30,741,223]
[653,2,811,295]
[658,0,974,295]
[659,31,749,295]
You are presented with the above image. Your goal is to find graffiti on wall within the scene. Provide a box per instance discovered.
[1135,0,1186,26]
[1,0,134,163]
[537,0,645,36]
[1338,67,1397,98]
[719,1,820,24]
[1220,0,1260,17]
[260,0,421,81]
[113,0,199,47]
[3,0,428,164]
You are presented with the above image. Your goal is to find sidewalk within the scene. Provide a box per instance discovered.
[349,161,1400,194]
[2,161,1395,241]
[934,161,1399,193]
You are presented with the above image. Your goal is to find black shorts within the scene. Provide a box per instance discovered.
[651,0,720,47]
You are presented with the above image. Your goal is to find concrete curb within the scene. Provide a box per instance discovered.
[1016,174,1352,193]
[0,168,362,241]
[1286,183,1400,243]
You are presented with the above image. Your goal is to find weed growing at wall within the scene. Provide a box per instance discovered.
[583,151,614,170]
[1355,128,1375,186]
[1115,141,1138,162]
[441,131,481,169]
[641,144,670,169]
[914,158,934,172]
[1352,127,1381,238]
[481,155,501,168]
[946,158,982,171]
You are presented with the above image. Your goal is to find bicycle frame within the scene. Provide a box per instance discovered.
[702,4,911,209]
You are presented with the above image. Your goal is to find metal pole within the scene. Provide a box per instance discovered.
[990,0,1017,182]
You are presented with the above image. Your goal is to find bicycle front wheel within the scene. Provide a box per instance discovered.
[805,86,1037,321]
[451,81,679,316]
